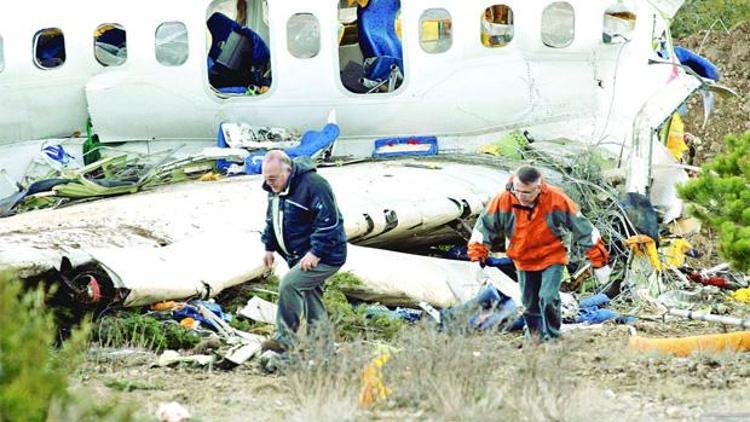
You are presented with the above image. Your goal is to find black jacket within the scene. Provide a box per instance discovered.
[261,157,347,267]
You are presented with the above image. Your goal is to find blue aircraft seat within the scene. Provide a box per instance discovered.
[36,31,66,68]
[97,26,126,50]
[674,46,720,81]
[357,0,403,87]
[206,12,271,90]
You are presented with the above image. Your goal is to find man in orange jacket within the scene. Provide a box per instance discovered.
[468,166,611,341]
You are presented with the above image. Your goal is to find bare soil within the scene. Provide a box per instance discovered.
[73,319,750,421]
[679,21,750,165]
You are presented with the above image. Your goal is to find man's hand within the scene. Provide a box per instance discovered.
[594,265,612,283]
[263,251,275,269]
[467,242,489,264]
[299,252,320,272]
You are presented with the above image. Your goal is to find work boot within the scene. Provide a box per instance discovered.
[261,338,287,354]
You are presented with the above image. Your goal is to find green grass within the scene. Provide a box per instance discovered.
[672,0,750,38]
[93,310,201,352]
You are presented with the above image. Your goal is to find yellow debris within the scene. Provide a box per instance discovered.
[730,288,750,304]
[629,331,750,357]
[151,301,182,312]
[665,238,692,267]
[180,318,198,329]
[347,0,369,7]
[199,172,222,182]
[359,352,392,407]
[478,143,502,156]
[666,112,688,161]
[625,235,661,272]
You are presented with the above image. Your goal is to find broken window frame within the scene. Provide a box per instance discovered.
[287,13,321,59]
[419,8,453,54]
[155,21,189,67]
[337,0,405,95]
[541,2,575,49]
[33,28,66,70]
[602,3,636,44]
[94,23,127,67]
[481,4,515,48]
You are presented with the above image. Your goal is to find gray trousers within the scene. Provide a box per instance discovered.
[518,264,564,341]
[273,262,341,348]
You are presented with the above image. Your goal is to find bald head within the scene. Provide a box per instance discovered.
[263,150,292,193]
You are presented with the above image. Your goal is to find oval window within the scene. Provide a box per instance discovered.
[287,13,320,59]
[541,2,575,48]
[420,8,452,54]
[95,24,127,66]
[155,22,189,66]
[34,28,66,69]
[481,5,514,48]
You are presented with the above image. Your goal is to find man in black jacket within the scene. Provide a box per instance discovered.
[260,150,347,352]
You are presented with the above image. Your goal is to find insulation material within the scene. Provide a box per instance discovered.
[629,331,750,357]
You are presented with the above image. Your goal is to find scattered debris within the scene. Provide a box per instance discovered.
[238,296,277,325]
[629,330,750,356]
[154,350,216,368]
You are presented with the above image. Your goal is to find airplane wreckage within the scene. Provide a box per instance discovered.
[0,0,744,339]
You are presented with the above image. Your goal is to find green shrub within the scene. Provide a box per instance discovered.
[323,272,405,341]
[92,311,200,352]
[672,0,750,38]
[678,132,750,271]
[0,271,89,421]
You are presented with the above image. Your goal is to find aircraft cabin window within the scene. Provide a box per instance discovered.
[205,2,273,97]
[287,13,320,59]
[541,2,575,48]
[338,0,404,94]
[0,36,4,72]
[155,22,189,66]
[603,4,636,43]
[95,24,127,66]
[34,28,66,69]
[420,9,452,54]
[481,5,514,47]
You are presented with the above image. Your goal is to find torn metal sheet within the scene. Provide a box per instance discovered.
[87,232,268,307]
[222,341,263,367]
[626,74,702,222]
[324,244,518,308]
[0,161,509,287]
[238,296,277,325]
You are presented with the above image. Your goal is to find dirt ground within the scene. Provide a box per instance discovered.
[679,21,750,165]
[73,317,750,421]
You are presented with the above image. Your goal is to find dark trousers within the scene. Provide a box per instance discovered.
[518,264,564,341]
[273,263,340,348]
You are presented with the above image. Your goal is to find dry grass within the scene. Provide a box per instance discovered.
[280,322,594,421]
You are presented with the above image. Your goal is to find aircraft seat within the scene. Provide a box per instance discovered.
[357,0,403,89]
[674,46,720,81]
[206,12,271,91]
[35,31,66,68]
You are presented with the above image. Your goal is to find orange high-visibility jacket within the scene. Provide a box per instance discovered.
[469,178,608,271]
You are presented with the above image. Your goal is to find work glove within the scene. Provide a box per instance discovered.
[594,265,612,283]
[467,242,489,263]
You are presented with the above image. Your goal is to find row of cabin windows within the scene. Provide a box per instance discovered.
[0,22,188,71]
[286,2,636,59]
[0,3,637,91]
